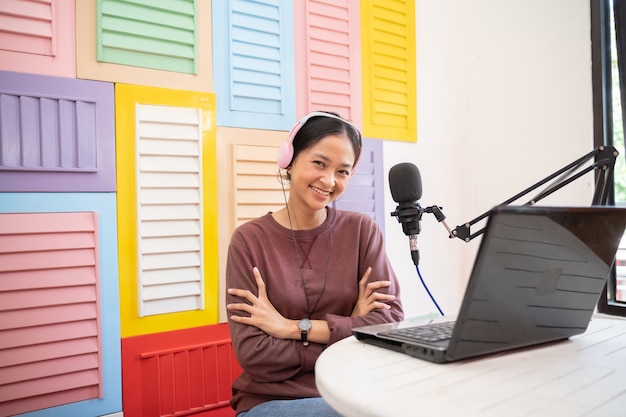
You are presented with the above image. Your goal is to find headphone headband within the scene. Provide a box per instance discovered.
[277,112,361,172]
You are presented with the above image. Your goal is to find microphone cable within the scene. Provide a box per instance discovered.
[415,265,444,316]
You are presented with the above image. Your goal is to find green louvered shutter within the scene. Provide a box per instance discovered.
[97,0,197,74]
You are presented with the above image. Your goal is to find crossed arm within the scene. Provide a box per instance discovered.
[227,266,396,345]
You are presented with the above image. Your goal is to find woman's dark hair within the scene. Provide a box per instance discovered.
[285,111,362,180]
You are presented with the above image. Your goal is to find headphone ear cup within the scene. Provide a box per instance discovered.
[278,119,303,169]
[277,140,293,169]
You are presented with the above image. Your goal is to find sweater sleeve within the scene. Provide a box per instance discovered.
[226,229,322,383]
[325,215,404,345]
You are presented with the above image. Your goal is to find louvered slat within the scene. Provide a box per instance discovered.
[305,0,356,119]
[229,0,283,113]
[98,0,197,73]
[0,0,54,55]
[0,212,102,416]
[212,0,296,128]
[361,0,416,142]
[333,138,386,232]
[0,93,98,171]
[136,104,205,317]
[233,143,287,226]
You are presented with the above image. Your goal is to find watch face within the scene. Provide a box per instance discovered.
[298,318,312,331]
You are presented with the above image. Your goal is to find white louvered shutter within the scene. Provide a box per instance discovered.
[135,104,204,316]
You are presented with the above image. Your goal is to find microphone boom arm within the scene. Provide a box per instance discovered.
[450,145,618,242]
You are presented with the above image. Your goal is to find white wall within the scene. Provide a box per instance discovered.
[384,0,594,319]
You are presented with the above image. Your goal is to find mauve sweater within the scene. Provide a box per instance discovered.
[226,208,404,414]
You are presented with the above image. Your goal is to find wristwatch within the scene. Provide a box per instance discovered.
[298,318,312,346]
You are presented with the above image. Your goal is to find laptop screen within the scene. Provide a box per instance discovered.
[448,205,626,360]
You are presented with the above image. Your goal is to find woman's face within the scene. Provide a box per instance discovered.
[288,134,356,212]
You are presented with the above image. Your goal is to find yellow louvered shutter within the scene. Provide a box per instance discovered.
[115,83,218,337]
[361,0,417,142]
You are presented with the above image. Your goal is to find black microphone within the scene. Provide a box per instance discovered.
[389,163,423,266]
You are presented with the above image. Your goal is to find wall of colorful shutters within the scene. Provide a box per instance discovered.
[0,1,416,416]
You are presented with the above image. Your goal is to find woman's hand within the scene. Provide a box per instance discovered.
[351,267,396,318]
[227,267,291,339]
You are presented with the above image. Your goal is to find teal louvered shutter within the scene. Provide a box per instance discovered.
[97,0,198,74]
[212,0,296,129]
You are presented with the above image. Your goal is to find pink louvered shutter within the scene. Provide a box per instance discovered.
[0,0,56,55]
[0,0,76,77]
[294,0,362,127]
[0,212,102,416]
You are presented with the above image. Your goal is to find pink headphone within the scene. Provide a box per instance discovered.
[277,111,362,173]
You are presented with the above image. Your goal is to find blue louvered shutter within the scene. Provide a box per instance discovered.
[212,0,296,129]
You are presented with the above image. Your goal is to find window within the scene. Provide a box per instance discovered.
[592,0,626,316]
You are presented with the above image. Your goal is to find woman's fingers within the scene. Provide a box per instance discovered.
[358,267,372,292]
[227,287,257,302]
[252,267,268,298]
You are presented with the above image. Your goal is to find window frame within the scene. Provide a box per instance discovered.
[592,0,626,316]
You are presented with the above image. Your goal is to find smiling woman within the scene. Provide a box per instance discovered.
[224,112,405,416]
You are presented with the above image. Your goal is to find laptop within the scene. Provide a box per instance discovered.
[353,205,626,363]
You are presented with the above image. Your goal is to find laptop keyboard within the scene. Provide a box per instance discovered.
[381,321,455,343]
